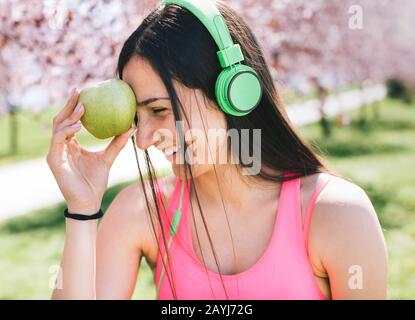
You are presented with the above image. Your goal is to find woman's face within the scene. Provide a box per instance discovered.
[122,55,230,179]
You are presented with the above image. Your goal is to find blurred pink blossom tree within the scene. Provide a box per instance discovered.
[0,0,414,151]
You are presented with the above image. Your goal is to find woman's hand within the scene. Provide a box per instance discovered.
[46,89,137,214]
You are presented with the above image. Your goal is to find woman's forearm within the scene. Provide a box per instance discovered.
[51,206,99,300]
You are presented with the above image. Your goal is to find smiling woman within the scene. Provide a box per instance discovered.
[48,0,387,300]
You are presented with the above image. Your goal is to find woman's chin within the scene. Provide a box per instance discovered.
[171,162,211,179]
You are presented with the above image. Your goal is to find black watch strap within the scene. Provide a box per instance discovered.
[64,208,104,220]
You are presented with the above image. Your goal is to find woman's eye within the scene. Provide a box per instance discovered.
[152,108,168,114]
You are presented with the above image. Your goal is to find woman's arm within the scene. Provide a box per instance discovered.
[51,210,99,300]
[309,178,388,299]
[51,182,155,300]
[95,182,156,299]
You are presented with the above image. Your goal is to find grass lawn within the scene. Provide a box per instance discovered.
[0,98,413,299]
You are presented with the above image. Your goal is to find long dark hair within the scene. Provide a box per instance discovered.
[117,1,337,299]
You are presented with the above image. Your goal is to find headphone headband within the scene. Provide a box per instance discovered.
[160,0,245,68]
[160,0,262,116]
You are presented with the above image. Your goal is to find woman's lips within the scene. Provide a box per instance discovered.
[166,151,176,162]
[163,146,178,162]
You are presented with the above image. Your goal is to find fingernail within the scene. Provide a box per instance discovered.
[71,122,81,128]
[74,102,83,112]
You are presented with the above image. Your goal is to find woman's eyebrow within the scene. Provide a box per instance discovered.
[137,97,170,107]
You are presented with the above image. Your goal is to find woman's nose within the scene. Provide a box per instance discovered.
[135,118,159,150]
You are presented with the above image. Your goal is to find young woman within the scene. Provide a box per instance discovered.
[48,1,387,300]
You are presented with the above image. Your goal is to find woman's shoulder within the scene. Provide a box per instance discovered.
[126,174,178,213]
[303,172,387,299]
[303,172,373,213]
[303,172,386,267]
[301,171,377,228]
[102,175,178,259]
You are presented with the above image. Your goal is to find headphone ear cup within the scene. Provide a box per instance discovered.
[215,68,241,116]
[215,64,262,116]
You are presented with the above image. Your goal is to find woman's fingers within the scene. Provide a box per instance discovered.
[67,135,80,151]
[53,122,82,148]
[57,102,84,133]
[52,89,79,131]
[47,122,83,166]
[102,127,137,167]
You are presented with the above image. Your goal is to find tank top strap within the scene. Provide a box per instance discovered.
[276,171,304,246]
[153,178,169,220]
[302,173,332,248]
[156,178,192,248]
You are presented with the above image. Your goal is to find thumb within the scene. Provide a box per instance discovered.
[103,127,137,166]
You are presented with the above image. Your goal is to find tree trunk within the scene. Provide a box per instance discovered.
[9,103,18,155]
[358,83,368,126]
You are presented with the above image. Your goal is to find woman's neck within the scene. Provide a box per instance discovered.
[192,164,281,212]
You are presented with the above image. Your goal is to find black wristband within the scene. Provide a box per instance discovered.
[64,207,104,220]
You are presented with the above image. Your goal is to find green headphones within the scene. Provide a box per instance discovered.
[160,0,263,116]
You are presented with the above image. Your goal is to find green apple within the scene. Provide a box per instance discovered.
[78,79,136,139]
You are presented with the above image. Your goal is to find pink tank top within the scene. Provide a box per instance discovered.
[154,172,332,300]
